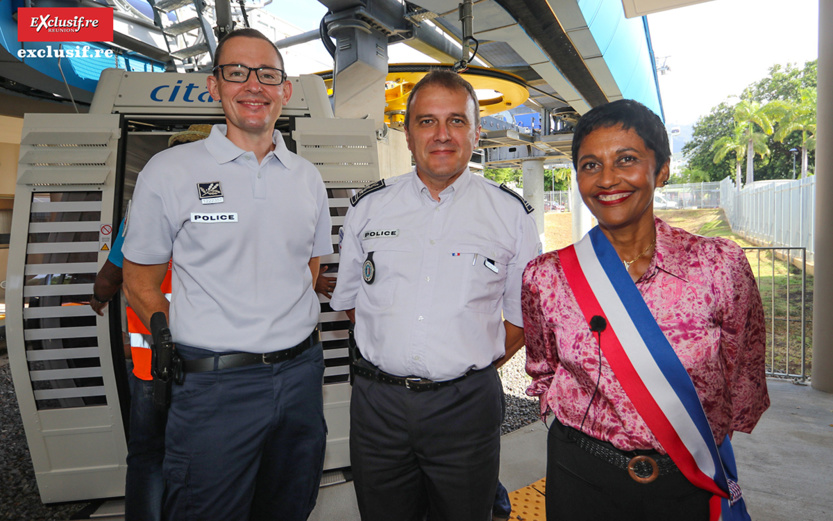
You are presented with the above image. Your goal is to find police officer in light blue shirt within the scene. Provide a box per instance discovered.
[330,69,541,521]
[122,28,331,521]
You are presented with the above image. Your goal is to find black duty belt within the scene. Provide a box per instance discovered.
[181,329,319,373]
[563,421,679,484]
[351,358,480,392]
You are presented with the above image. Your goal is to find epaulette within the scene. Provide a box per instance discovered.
[350,179,387,206]
[499,183,534,214]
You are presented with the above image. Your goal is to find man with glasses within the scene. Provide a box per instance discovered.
[122,28,331,521]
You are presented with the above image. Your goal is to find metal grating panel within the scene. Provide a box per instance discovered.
[23,190,105,411]
[294,119,381,183]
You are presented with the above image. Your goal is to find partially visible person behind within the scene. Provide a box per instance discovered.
[122,27,331,521]
[314,265,337,299]
[91,219,171,521]
[89,125,209,521]
[522,99,769,520]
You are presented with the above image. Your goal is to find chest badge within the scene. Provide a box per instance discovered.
[198,182,224,204]
[363,252,376,284]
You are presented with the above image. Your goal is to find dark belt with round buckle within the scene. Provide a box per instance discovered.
[563,422,678,484]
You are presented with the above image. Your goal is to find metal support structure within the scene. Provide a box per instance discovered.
[521,158,545,244]
[812,0,833,392]
[570,166,593,242]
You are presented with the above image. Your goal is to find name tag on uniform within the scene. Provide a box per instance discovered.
[198,182,224,205]
[191,212,238,223]
[363,229,399,240]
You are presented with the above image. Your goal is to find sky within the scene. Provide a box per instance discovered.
[648,0,819,126]
[267,0,819,127]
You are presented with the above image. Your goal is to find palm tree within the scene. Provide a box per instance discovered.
[774,87,817,178]
[733,100,779,184]
[711,126,747,190]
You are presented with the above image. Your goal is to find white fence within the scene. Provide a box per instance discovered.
[720,176,816,264]
[544,190,572,212]
[658,182,722,209]
[544,182,722,214]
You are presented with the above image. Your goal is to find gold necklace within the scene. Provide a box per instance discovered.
[622,237,656,271]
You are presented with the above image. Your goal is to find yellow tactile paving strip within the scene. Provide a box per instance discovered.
[506,477,546,521]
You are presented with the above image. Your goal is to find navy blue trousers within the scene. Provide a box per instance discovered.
[163,343,327,521]
[125,370,167,521]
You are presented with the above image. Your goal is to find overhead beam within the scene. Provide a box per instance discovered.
[493,0,607,108]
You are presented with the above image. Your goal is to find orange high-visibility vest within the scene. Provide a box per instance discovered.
[126,261,173,380]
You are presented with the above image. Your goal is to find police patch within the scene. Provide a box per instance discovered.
[191,212,238,223]
[350,179,387,206]
[362,229,399,240]
[198,182,224,204]
[499,183,534,214]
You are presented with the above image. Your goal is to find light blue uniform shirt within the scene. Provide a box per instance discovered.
[108,217,126,268]
[123,125,332,353]
[330,169,541,381]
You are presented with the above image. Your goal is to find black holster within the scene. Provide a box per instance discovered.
[348,323,358,385]
[150,311,180,409]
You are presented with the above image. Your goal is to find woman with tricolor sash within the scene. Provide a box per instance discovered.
[521,99,769,520]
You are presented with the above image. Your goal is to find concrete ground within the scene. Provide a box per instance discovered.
[86,378,833,520]
[309,378,833,521]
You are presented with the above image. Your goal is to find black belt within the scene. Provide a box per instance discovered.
[181,329,319,373]
[351,358,480,392]
[562,421,679,484]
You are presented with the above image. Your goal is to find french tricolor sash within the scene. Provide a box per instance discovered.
[558,227,749,521]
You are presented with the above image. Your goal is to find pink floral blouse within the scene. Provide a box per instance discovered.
[522,218,770,452]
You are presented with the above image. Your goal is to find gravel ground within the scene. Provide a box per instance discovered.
[0,351,539,521]
[497,349,542,434]
[1,355,90,521]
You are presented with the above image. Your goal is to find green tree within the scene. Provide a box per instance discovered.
[733,99,781,185]
[681,102,735,181]
[483,167,522,186]
[711,126,748,190]
[544,168,571,191]
[672,167,710,184]
[742,61,817,103]
[773,87,817,178]
[682,60,817,182]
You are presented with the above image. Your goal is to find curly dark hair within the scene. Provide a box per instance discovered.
[571,99,670,176]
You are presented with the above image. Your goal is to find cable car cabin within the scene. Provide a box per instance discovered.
[6,68,387,503]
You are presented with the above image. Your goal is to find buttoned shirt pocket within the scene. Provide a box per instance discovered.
[360,238,413,309]
[454,245,511,313]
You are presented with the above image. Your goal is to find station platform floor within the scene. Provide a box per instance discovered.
[88,378,833,520]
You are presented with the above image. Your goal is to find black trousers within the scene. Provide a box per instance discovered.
[350,366,504,521]
[546,418,711,521]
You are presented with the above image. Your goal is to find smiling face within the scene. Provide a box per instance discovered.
[404,84,480,194]
[576,124,670,234]
[206,36,292,146]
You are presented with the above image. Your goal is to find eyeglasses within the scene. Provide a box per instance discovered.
[213,64,287,85]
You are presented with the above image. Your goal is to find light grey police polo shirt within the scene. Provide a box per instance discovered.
[123,125,332,353]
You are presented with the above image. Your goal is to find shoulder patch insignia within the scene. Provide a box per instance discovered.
[350,179,387,206]
[499,183,534,214]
